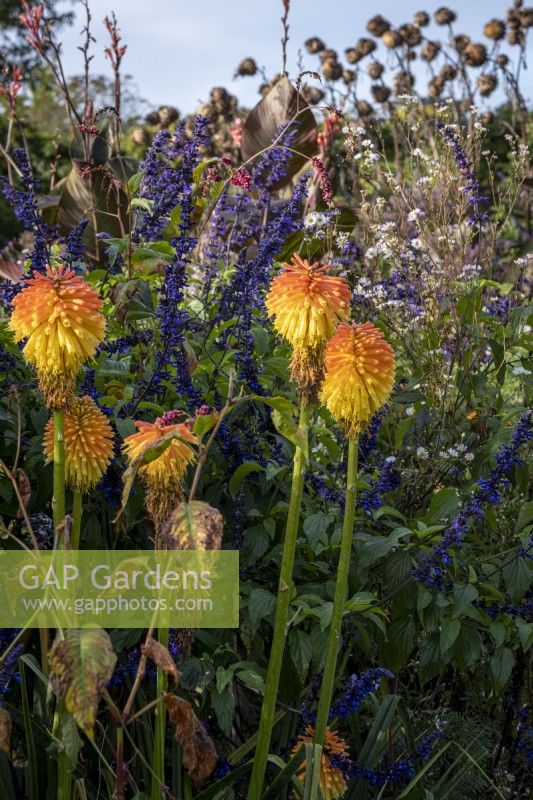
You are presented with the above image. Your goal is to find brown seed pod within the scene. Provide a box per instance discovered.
[357,99,374,117]
[302,85,325,104]
[477,73,498,96]
[322,58,343,81]
[356,37,377,56]
[145,110,161,126]
[258,83,270,97]
[519,8,533,26]
[131,127,150,146]
[506,9,521,28]
[439,64,458,81]
[399,24,422,46]
[345,47,362,64]
[507,27,525,44]
[342,69,355,85]
[421,41,441,61]
[382,29,402,48]
[368,60,384,79]
[434,7,456,25]
[452,34,471,52]
[319,48,338,62]
[480,111,494,124]
[483,19,506,40]
[158,105,179,127]
[496,53,509,67]
[305,36,326,54]
[236,57,257,77]
[463,42,487,67]
[393,70,415,94]
[428,77,445,98]
[406,50,417,62]
[414,11,430,26]
[367,14,391,36]
[371,84,392,103]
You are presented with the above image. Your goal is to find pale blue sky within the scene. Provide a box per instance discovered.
[56,0,530,114]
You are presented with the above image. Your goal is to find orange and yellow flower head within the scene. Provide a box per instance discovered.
[9,265,105,408]
[320,322,395,437]
[292,726,350,800]
[43,396,114,493]
[123,413,197,527]
[265,254,351,402]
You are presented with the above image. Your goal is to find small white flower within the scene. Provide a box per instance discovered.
[407,208,425,222]
[465,452,474,462]
[405,406,415,417]
[416,447,429,460]
[384,456,397,464]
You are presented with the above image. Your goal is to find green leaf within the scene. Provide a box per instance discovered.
[490,647,514,690]
[229,462,264,497]
[381,617,416,670]
[440,618,461,653]
[451,584,478,618]
[210,687,235,736]
[303,513,334,550]
[516,500,533,532]
[345,592,378,613]
[271,410,309,464]
[289,630,312,676]
[426,488,460,524]
[503,555,531,602]
[248,588,277,628]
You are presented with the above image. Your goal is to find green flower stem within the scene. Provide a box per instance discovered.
[313,436,359,753]
[151,626,169,800]
[247,401,310,800]
[52,412,66,538]
[71,491,82,549]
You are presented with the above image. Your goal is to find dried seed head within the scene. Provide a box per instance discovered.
[507,8,521,28]
[145,110,161,125]
[236,57,257,76]
[319,48,338,62]
[463,42,487,67]
[399,23,422,46]
[367,14,391,36]
[158,105,179,127]
[305,36,326,54]
[357,99,374,116]
[342,69,355,85]
[371,84,391,103]
[452,34,471,51]
[421,41,441,61]
[131,127,150,146]
[483,18,506,39]
[428,77,445,98]
[495,53,509,66]
[160,501,223,551]
[356,37,376,56]
[414,11,430,26]
[507,27,525,44]
[434,7,456,25]
[406,49,417,62]
[519,8,533,26]
[321,57,343,81]
[368,60,384,78]
[393,70,415,94]
[345,47,362,64]
[439,64,458,81]
[477,73,498,95]
[382,29,403,48]
[302,85,325,104]
[480,111,494,124]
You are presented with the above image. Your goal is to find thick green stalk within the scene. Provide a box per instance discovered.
[150,627,169,800]
[52,412,66,535]
[313,437,359,753]
[71,491,83,549]
[247,402,310,800]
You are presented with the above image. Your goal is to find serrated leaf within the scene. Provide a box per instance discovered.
[48,629,116,739]
[248,588,276,628]
[440,618,461,653]
[490,647,514,690]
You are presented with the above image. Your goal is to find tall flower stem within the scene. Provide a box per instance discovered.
[71,491,82,549]
[313,437,359,752]
[151,626,169,800]
[247,401,310,800]
[52,412,66,537]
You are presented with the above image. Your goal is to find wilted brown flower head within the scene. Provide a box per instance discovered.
[393,70,415,94]
[145,110,161,126]
[480,111,494,124]
[382,29,403,48]
[452,34,471,51]
[399,23,422,46]
[428,76,445,98]
[160,501,223,551]
[414,11,430,26]
[434,7,457,25]
[356,37,376,56]
[319,48,338,62]
[367,14,391,36]
[483,18,506,39]
[439,64,458,82]
[371,84,391,103]
[477,73,498,96]
[421,41,441,61]
[357,99,374,117]
[519,8,533,26]
[507,27,525,44]
[342,68,355,85]
[236,57,257,77]
[406,49,417,62]
[368,60,384,78]
[495,53,509,67]
[322,57,343,81]
[302,85,325,104]
[463,42,487,67]
[158,105,179,127]
[345,47,362,64]
[131,127,150,146]
[305,36,326,54]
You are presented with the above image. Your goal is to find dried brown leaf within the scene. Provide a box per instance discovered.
[241,75,317,188]
[142,638,181,683]
[163,693,217,785]
[48,628,117,739]
[0,260,23,283]
[0,708,12,758]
